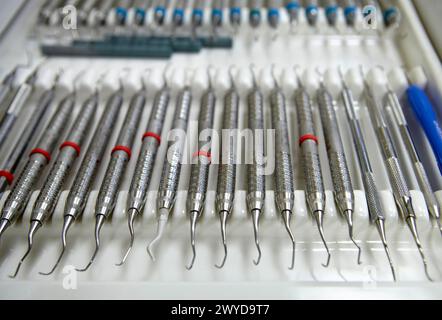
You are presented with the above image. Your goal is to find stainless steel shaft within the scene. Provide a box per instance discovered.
[246,87,266,221]
[126,88,170,215]
[157,87,192,212]
[95,89,146,220]
[384,89,441,224]
[316,83,354,221]
[341,80,395,280]
[63,89,124,221]
[216,87,239,218]
[0,93,75,226]
[31,93,99,224]
[295,83,330,267]
[270,85,294,215]
[187,88,216,216]
[295,86,326,216]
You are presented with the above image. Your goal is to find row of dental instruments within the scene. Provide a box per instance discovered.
[0,64,439,282]
[36,0,400,30]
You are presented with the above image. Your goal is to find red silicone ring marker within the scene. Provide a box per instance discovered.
[60,141,81,157]
[142,132,161,144]
[0,170,14,185]
[112,145,132,159]
[30,148,51,162]
[299,134,319,146]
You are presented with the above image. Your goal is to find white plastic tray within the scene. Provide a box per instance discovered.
[0,0,441,299]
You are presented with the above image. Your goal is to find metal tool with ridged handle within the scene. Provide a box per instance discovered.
[316,72,361,265]
[7,92,76,278]
[246,66,265,266]
[269,68,296,270]
[294,69,331,268]
[53,87,123,273]
[117,83,170,267]
[384,87,442,237]
[38,92,100,276]
[214,68,239,269]
[0,91,75,248]
[362,69,432,281]
[77,87,146,272]
[147,83,192,261]
[0,76,57,198]
[339,69,396,281]
[186,70,216,270]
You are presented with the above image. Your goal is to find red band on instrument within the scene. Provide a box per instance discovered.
[60,141,81,157]
[0,170,14,185]
[299,134,319,146]
[30,148,51,162]
[193,150,212,161]
[142,132,161,144]
[112,145,132,159]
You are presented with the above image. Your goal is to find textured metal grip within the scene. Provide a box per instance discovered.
[216,88,239,214]
[31,94,99,223]
[96,91,146,217]
[187,89,216,214]
[1,94,75,222]
[364,170,386,223]
[127,88,170,213]
[317,86,354,211]
[157,88,192,210]
[64,91,124,219]
[270,88,294,213]
[295,88,325,203]
[247,88,265,212]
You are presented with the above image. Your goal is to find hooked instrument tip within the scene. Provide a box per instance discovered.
[251,209,262,266]
[10,221,41,278]
[406,216,433,281]
[343,209,362,265]
[282,210,295,270]
[375,219,396,281]
[313,210,331,268]
[186,211,198,270]
[147,208,169,262]
[39,215,75,276]
[75,215,105,272]
[215,210,228,269]
[116,209,138,267]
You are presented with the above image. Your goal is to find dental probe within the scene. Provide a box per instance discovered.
[294,68,331,268]
[0,75,70,245]
[384,83,442,236]
[147,71,192,262]
[185,68,216,270]
[246,65,266,266]
[269,67,296,270]
[214,67,239,269]
[362,68,432,281]
[77,79,146,272]
[339,69,396,281]
[38,91,100,276]
[316,70,361,264]
[11,78,98,277]
[36,71,122,270]
[8,93,77,278]
[116,69,170,267]
[72,85,125,273]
